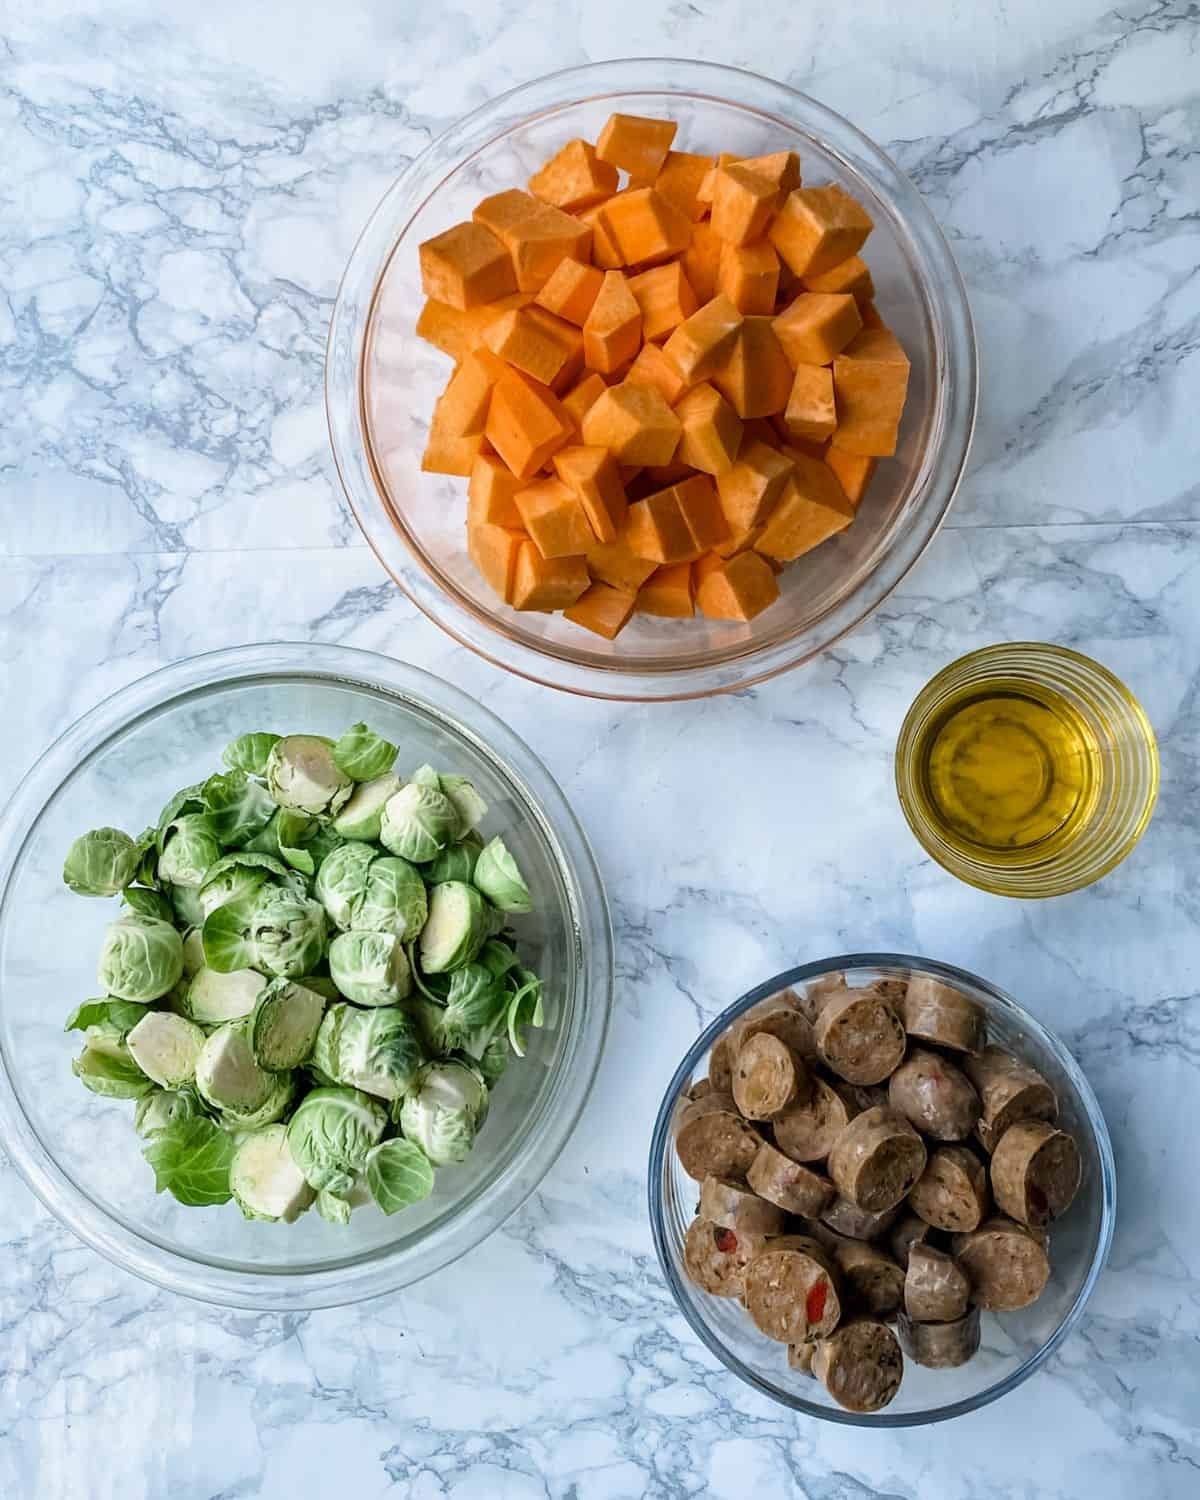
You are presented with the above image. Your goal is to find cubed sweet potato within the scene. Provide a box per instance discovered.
[682,221,724,303]
[674,382,743,475]
[510,542,590,611]
[673,472,730,552]
[626,341,688,405]
[623,487,700,564]
[711,316,793,418]
[484,307,575,386]
[773,291,863,367]
[831,326,910,457]
[662,294,743,385]
[422,431,490,477]
[738,150,801,197]
[638,562,694,617]
[564,581,637,638]
[535,257,605,325]
[802,254,875,303]
[629,262,698,342]
[769,184,873,277]
[582,269,642,374]
[419,221,517,310]
[515,477,595,558]
[529,139,619,213]
[416,293,533,361]
[755,454,854,560]
[586,539,658,593]
[716,438,793,530]
[581,382,682,466]
[553,445,628,543]
[468,454,524,529]
[468,521,526,601]
[599,188,691,268]
[485,370,573,478]
[474,189,592,291]
[710,163,778,246]
[716,240,780,315]
[695,550,780,621]
[825,447,877,508]
[654,150,717,221]
[560,371,608,430]
[596,113,678,182]
[783,363,837,442]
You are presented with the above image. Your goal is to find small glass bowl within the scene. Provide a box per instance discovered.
[648,955,1115,1427]
[326,58,977,701]
[0,644,612,1309]
[895,643,1159,897]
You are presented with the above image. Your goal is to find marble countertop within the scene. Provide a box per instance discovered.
[2,1,1198,1495]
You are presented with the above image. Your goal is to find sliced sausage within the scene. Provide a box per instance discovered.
[799,973,850,1022]
[909,1144,990,1232]
[904,1242,971,1322]
[683,1215,768,1298]
[729,989,817,1064]
[732,1033,807,1120]
[748,1141,835,1217]
[814,987,907,1085]
[787,1340,815,1375]
[897,1306,980,1368]
[965,1046,1058,1154]
[828,1105,927,1213]
[772,1076,852,1163]
[901,974,986,1054]
[887,1047,981,1141]
[820,1232,904,1317]
[990,1120,1081,1228]
[953,1216,1051,1311]
[812,1320,903,1413]
[674,1092,761,1182]
[890,1213,936,1268]
[877,976,910,1010]
[820,1195,901,1241]
[687,1077,713,1101]
[832,1080,890,1116]
[699,1174,785,1237]
[743,1235,841,1343]
[708,1032,733,1093]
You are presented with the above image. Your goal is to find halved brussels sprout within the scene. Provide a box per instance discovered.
[332,773,402,842]
[126,1011,206,1089]
[379,783,459,863]
[313,842,377,930]
[182,966,264,1025]
[418,881,494,974]
[332,723,398,782]
[399,1059,488,1166]
[473,836,532,914]
[250,979,326,1071]
[158,814,221,888]
[266,735,353,817]
[230,1125,315,1223]
[195,1021,277,1114]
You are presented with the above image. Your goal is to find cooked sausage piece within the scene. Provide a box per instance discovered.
[699,1174,786,1237]
[887,1047,981,1141]
[828,1105,927,1213]
[990,1120,1081,1228]
[820,1195,901,1242]
[743,1235,841,1343]
[812,1320,903,1413]
[877,975,910,1010]
[904,1242,971,1322]
[708,1032,734,1093]
[730,990,817,1063]
[787,1340,815,1375]
[889,1213,936,1268]
[815,987,907,1085]
[674,1092,761,1182]
[772,1076,852,1163]
[908,1144,990,1232]
[748,1141,836,1217]
[683,1215,768,1298]
[732,1033,807,1120]
[953,1216,1051,1310]
[833,1080,890,1116]
[687,1077,713,1101]
[821,1232,904,1317]
[965,1046,1058,1154]
[897,1306,981,1368]
[901,974,987,1054]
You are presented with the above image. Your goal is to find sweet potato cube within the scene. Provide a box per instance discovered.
[599,188,691,268]
[655,151,717,221]
[711,164,779,246]
[468,454,524,529]
[784,363,837,442]
[510,542,589,611]
[683,221,723,303]
[756,455,854,560]
[739,150,801,197]
[524,306,586,392]
[587,540,658,593]
[422,431,489,476]
[716,438,793,530]
[596,113,677,182]
[577,202,623,269]
[564,582,637,639]
[553,445,628,543]
[628,262,697,342]
[514,478,594,558]
[675,382,743,475]
[623,488,699,565]
[825,447,877,509]
[697,153,741,206]
[583,270,642,374]
[696,550,780,621]
[831,326,911,457]
[662,294,742,385]
[803,254,875,303]
[716,240,780,315]
[713,523,765,558]
[419,221,517,310]
[483,307,572,386]
[429,350,500,440]
[692,551,726,589]
[535,257,605,326]
[474,189,592,291]
[529,139,619,213]
[638,562,694,617]
[416,293,533,361]
[711,316,793,418]
[468,521,526,601]
[673,473,729,552]
[626,342,688,404]
[773,291,863,367]
[485,371,573,479]
[769,184,873,277]
[560,371,608,429]
[581,382,682,466]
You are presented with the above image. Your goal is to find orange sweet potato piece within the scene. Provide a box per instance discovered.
[515,478,594,558]
[468,521,526,601]
[529,139,619,213]
[422,431,489,477]
[553,445,628,543]
[428,350,502,441]
[773,291,863,367]
[695,550,780,621]
[523,306,586,392]
[716,240,780,315]
[825,447,877,508]
[535,257,605,325]
[628,262,698,342]
[673,473,729,552]
[596,114,678,182]
[711,316,793,418]
[623,487,700,565]
[739,150,801,197]
[638,562,694,617]
[710,164,778,246]
[662,294,742,385]
[583,270,642,374]
[587,539,658,593]
[474,189,592,291]
[510,542,589,611]
[831,326,911,457]
[484,307,574,387]
[682,220,723,304]
[712,523,765,558]
[783,363,837,442]
[468,454,524,529]
[696,153,741,206]
[755,454,854,560]
[674,382,743,475]
[802,254,875,303]
[581,382,682,466]
[599,188,692,268]
[419,221,517,310]
[715,438,793,530]
[577,202,623,269]
[654,150,717,221]
[769,184,873,277]
[416,293,533,361]
[560,371,608,430]
[626,342,688,404]
[485,370,573,479]
[563,581,637,638]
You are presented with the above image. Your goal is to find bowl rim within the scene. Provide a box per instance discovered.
[646,952,1116,1426]
[0,642,613,1309]
[325,57,979,702]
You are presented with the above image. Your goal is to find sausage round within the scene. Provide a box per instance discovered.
[687,1077,713,1102]
[897,1306,980,1368]
[787,1340,815,1375]
[743,1235,841,1343]
[820,1195,901,1242]
[732,1033,806,1120]
[889,1213,936,1268]
[674,1092,761,1182]
[683,1215,768,1298]
[904,1242,971,1322]
[730,990,817,1064]
[901,974,987,1054]
[708,1032,734,1093]
[772,1076,852,1163]
[799,973,850,1021]
[747,1141,836,1218]
[990,1120,1082,1228]
[953,1216,1051,1310]
[699,1174,786,1237]
[887,1048,981,1141]
[828,1105,927,1213]
[814,988,907,1085]
[822,1233,904,1318]
[833,1080,890,1116]
[812,1320,903,1413]
[909,1144,990,1232]
[965,1046,1058,1154]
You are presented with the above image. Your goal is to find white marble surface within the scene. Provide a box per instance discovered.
[2,1,1198,1495]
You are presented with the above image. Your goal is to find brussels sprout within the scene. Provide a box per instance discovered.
[419,881,493,974]
[134,1088,204,1138]
[473,836,532,914]
[365,1138,435,1214]
[357,857,427,940]
[222,732,281,777]
[425,833,483,886]
[168,881,207,929]
[195,1021,277,1114]
[408,764,440,789]
[332,723,399,782]
[134,834,160,891]
[250,979,326,1071]
[407,996,454,1056]
[230,1125,315,1222]
[199,850,304,920]
[311,1002,426,1102]
[379,783,459,863]
[285,1086,387,1194]
[142,1117,236,1206]
[327,930,411,1006]
[306,822,346,870]
[155,784,206,846]
[158,814,221,889]
[180,928,206,977]
[316,1188,352,1224]
[266,735,353,817]
[437,962,509,1052]
[201,770,277,846]
[97,914,184,1002]
[63,827,142,896]
[399,1060,488,1166]
[332,774,401,842]
[181,966,263,1025]
[122,885,175,923]
[219,1072,295,1130]
[72,1044,156,1099]
[439,775,488,833]
[64,997,147,1052]
[313,842,377,930]
[126,1011,206,1089]
[249,888,327,979]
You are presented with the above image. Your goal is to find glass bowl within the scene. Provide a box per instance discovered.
[0,644,612,1310]
[326,58,977,702]
[647,954,1115,1426]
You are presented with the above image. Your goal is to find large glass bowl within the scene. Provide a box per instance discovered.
[0,644,612,1309]
[648,955,1115,1426]
[326,58,977,702]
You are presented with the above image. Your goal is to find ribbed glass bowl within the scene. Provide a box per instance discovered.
[648,955,1115,1426]
[326,58,977,701]
[0,644,612,1309]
